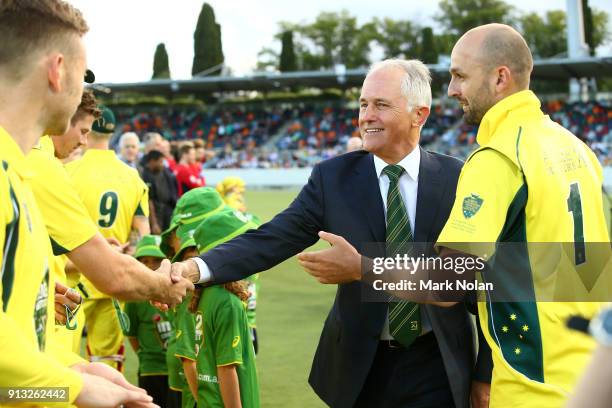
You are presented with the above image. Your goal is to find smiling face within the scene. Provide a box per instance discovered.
[358,67,418,162]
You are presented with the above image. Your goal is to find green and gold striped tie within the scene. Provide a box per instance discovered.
[384,164,420,347]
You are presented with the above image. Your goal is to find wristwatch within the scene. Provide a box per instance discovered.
[590,307,612,347]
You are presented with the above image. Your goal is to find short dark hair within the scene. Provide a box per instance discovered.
[0,0,89,80]
[179,144,194,158]
[144,150,164,163]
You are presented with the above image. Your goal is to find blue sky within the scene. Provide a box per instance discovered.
[69,0,611,83]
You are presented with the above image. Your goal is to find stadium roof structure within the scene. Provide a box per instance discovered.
[97,56,612,95]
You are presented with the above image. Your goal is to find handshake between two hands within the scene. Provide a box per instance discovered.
[151,259,198,310]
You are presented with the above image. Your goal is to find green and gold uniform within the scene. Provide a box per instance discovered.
[66,149,149,369]
[174,299,197,408]
[0,127,83,403]
[193,286,259,408]
[27,135,97,356]
[437,91,610,407]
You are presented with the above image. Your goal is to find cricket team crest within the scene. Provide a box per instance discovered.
[463,193,483,218]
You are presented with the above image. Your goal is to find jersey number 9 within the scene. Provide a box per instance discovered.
[98,191,118,228]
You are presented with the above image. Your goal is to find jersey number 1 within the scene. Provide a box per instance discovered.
[567,182,586,265]
[98,191,118,228]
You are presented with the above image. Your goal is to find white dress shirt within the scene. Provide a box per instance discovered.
[373,147,431,339]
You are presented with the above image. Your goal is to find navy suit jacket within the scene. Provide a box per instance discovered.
[200,148,491,408]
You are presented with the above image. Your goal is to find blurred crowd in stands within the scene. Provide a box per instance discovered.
[110,98,611,169]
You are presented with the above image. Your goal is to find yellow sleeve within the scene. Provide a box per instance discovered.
[436,148,524,258]
[0,312,83,404]
[28,151,97,255]
[0,166,82,404]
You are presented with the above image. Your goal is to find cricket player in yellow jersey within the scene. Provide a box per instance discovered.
[432,25,610,407]
[0,1,159,405]
[29,90,192,361]
[296,24,610,408]
[66,106,151,370]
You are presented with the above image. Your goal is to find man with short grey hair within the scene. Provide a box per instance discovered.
[118,131,140,170]
[173,58,491,408]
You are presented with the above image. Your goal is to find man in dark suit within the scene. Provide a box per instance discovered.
[174,59,491,408]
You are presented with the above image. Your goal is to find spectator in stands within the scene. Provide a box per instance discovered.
[346,136,363,152]
[119,132,141,171]
[142,150,178,234]
[160,138,177,172]
[193,139,206,173]
[143,132,164,154]
[175,144,205,196]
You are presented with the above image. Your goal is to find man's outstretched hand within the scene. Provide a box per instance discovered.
[151,259,200,311]
[154,259,194,308]
[297,231,361,284]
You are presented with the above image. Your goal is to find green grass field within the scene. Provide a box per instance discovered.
[86,189,334,407]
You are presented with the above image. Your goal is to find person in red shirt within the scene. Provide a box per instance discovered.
[192,138,206,174]
[175,144,205,196]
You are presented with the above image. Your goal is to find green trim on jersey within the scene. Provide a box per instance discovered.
[2,178,19,311]
[50,237,69,256]
[487,182,545,383]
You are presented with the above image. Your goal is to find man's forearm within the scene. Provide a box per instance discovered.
[69,234,167,301]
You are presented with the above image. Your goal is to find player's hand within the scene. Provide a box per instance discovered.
[470,380,490,408]
[54,282,82,325]
[75,372,158,408]
[171,259,201,284]
[75,362,146,394]
[297,231,361,284]
[157,259,194,307]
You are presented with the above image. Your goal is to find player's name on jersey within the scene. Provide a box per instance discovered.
[372,279,493,292]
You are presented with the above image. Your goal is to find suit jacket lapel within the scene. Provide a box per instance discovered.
[344,153,386,245]
[414,147,444,243]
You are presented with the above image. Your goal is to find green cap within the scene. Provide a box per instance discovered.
[92,105,116,134]
[172,223,198,262]
[160,187,226,255]
[194,209,258,253]
[134,235,166,259]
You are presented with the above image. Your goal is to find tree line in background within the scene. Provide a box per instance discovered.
[152,0,610,79]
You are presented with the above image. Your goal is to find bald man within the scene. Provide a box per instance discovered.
[296,24,610,408]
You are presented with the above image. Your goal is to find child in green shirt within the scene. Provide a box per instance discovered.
[124,235,178,407]
[188,210,260,408]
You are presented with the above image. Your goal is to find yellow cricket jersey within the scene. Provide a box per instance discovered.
[65,149,149,299]
[28,137,97,258]
[26,136,95,367]
[0,127,82,403]
[437,91,610,407]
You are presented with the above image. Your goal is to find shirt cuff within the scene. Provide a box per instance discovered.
[192,257,212,284]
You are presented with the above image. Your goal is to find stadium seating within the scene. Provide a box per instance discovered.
[112,99,611,168]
